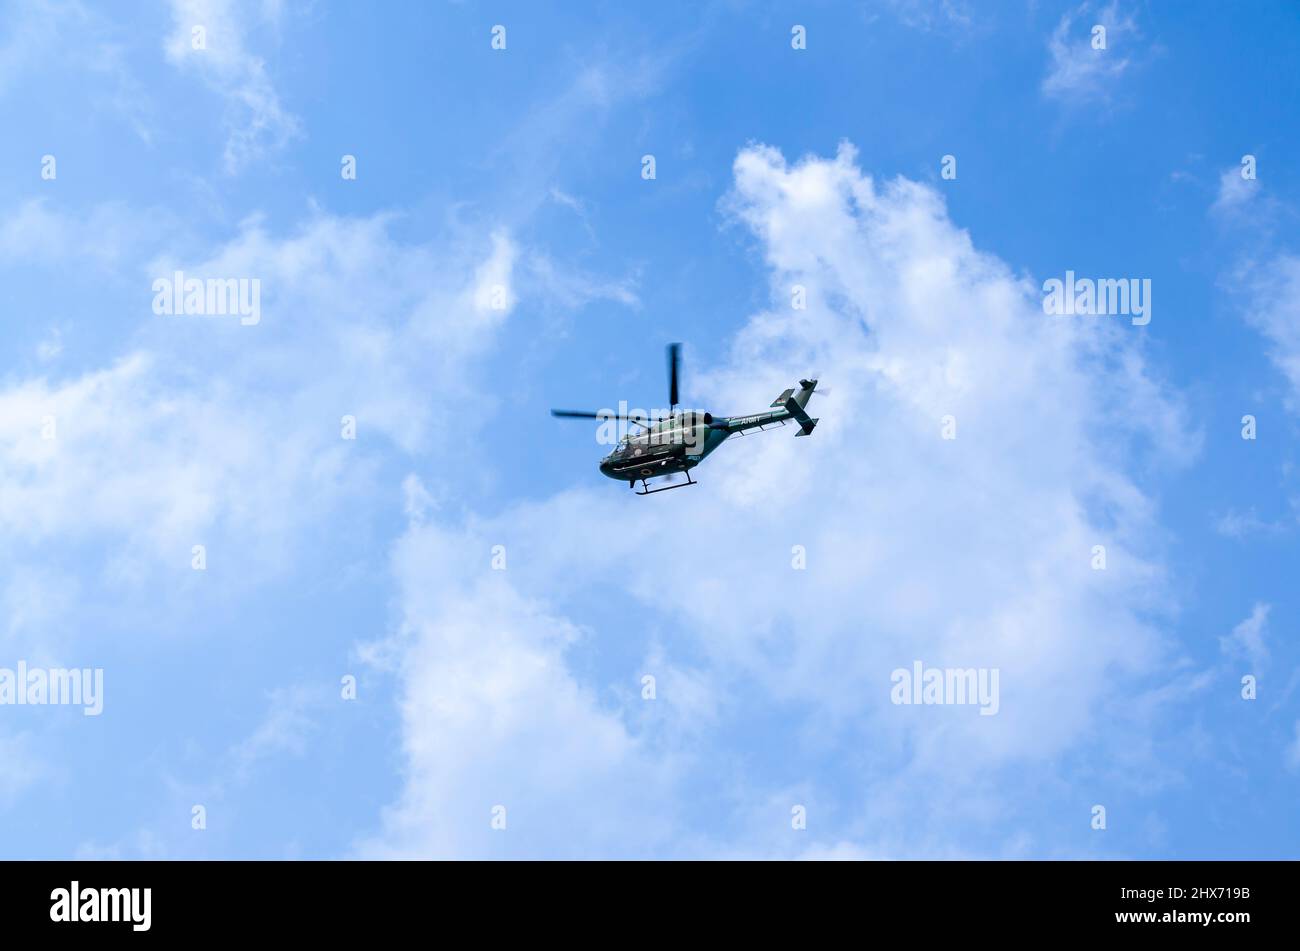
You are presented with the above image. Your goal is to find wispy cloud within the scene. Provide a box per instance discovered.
[1219,603,1271,672]
[1213,507,1287,539]
[1235,255,1300,411]
[1211,165,1261,218]
[0,1,157,141]
[881,0,974,34]
[1042,1,1139,106]
[229,686,320,782]
[164,0,300,173]
[0,199,172,270]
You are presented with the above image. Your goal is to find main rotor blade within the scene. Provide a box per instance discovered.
[667,342,681,409]
[551,409,648,422]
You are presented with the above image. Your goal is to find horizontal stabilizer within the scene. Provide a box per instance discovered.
[783,396,819,436]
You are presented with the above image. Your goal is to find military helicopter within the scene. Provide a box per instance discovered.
[551,343,820,495]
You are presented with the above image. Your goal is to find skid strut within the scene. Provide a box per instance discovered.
[634,468,697,496]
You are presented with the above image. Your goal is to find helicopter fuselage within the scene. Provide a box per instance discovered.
[598,413,729,481]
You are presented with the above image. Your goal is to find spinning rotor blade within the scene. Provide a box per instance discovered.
[667,342,681,410]
[803,374,830,396]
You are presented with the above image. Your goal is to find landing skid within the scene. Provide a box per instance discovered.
[633,469,697,495]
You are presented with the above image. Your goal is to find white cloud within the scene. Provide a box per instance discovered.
[1042,1,1139,105]
[0,206,541,616]
[363,143,1194,857]
[1219,603,1270,672]
[35,328,63,363]
[526,250,639,312]
[1,2,158,142]
[356,519,679,859]
[0,204,604,848]
[229,685,320,781]
[1211,166,1260,217]
[1236,255,1300,411]
[0,352,352,577]
[0,200,169,270]
[164,0,300,173]
[0,198,644,827]
[1213,508,1285,539]
[143,213,526,452]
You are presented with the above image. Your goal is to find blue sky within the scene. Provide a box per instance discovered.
[1,0,1298,859]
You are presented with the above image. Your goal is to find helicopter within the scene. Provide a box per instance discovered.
[551,343,820,495]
